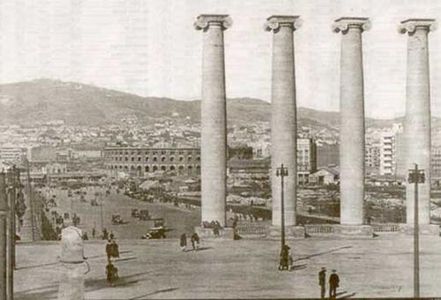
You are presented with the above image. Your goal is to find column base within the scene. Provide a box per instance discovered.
[399,224,440,235]
[194,227,235,240]
[267,226,306,240]
[333,225,374,237]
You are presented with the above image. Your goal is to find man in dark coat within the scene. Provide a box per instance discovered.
[318,267,326,299]
[106,240,112,262]
[180,233,187,251]
[329,269,340,299]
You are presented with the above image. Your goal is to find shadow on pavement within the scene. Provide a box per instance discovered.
[290,264,307,271]
[336,291,357,299]
[294,245,352,262]
[15,270,155,299]
[184,247,213,252]
[129,287,179,299]
[16,250,133,270]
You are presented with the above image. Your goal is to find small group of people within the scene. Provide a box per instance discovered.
[105,238,120,286]
[180,232,200,251]
[318,267,340,299]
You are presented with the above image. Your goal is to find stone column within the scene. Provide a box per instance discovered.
[399,19,436,225]
[265,16,301,227]
[333,18,370,225]
[194,15,232,226]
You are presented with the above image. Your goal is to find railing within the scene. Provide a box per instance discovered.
[371,223,401,232]
[236,222,268,236]
[305,224,335,235]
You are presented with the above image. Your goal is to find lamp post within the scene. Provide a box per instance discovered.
[276,164,288,248]
[408,163,425,299]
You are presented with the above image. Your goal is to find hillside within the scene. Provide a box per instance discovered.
[0,79,411,128]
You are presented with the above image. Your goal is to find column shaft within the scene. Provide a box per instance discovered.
[270,25,297,227]
[404,28,431,224]
[339,26,365,225]
[199,19,228,226]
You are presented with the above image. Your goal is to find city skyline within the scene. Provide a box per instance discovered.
[1,0,441,119]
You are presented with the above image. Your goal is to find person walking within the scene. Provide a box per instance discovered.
[105,239,112,263]
[180,233,187,251]
[318,267,326,299]
[191,232,200,251]
[329,269,340,299]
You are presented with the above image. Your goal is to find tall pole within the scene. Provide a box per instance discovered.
[280,167,285,248]
[26,159,35,241]
[414,163,420,299]
[6,168,16,300]
[408,163,425,298]
[0,173,8,300]
[276,164,288,249]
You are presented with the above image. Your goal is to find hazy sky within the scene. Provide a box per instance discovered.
[0,0,441,119]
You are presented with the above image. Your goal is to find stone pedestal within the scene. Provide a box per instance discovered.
[333,17,370,226]
[194,15,232,226]
[399,224,439,235]
[267,226,306,240]
[264,15,301,227]
[195,227,235,240]
[333,225,374,237]
[398,19,436,225]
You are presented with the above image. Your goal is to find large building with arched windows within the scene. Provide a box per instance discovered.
[103,147,201,177]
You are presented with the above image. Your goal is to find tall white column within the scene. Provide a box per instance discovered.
[333,18,370,225]
[265,16,301,227]
[194,15,232,226]
[399,19,436,225]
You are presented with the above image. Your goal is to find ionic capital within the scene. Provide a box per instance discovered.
[264,15,302,33]
[194,14,232,31]
[333,17,370,34]
[398,19,437,34]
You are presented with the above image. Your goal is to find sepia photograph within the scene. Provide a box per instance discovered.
[1,0,441,299]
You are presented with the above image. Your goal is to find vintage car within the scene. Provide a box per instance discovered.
[111,214,125,225]
[141,227,166,239]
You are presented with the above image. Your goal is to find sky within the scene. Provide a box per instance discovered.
[0,0,441,119]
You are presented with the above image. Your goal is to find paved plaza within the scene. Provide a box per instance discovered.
[14,234,441,299]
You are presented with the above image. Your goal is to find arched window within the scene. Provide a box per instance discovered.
[145,166,150,172]
[170,166,176,171]
[161,166,166,171]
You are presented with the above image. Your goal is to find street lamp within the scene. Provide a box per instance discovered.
[408,163,425,299]
[276,164,288,249]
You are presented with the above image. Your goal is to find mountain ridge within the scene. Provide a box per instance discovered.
[0,79,415,128]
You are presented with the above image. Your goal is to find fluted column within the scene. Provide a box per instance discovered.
[265,16,301,227]
[195,15,232,226]
[333,17,370,225]
[399,19,436,225]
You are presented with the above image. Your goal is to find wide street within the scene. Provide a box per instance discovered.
[14,234,441,299]
[45,186,201,239]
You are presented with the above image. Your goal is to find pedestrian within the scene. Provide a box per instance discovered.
[111,239,120,259]
[102,228,109,240]
[106,239,112,262]
[329,269,340,299]
[109,231,115,240]
[279,245,290,271]
[106,262,119,286]
[191,232,200,251]
[180,233,187,251]
[92,227,96,239]
[318,267,326,299]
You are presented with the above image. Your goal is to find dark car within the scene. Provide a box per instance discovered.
[141,227,166,239]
